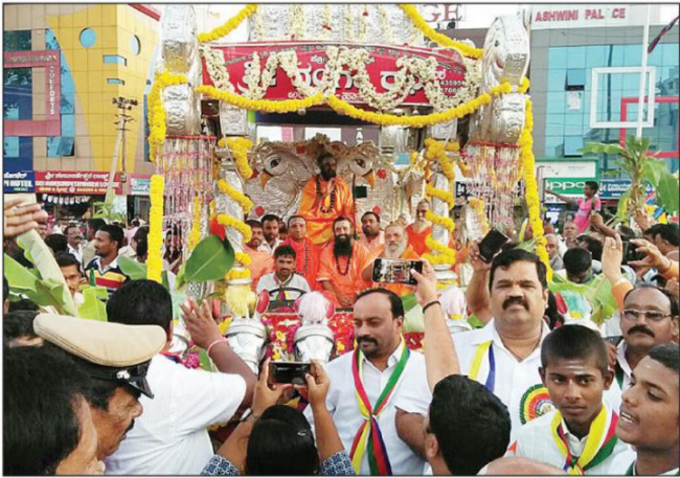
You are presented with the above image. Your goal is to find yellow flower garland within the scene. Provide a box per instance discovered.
[148,71,188,162]
[423,234,456,266]
[426,210,455,232]
[187,197,202,253]
[426,183,454,208]
[519,98,552,280]
[235,252,252,267]
[147,175,165,283]
[469,198,490,235]
[198,4,258,43]
[217,214,253,244]
[217,178,254,213]
[399,5,483,59]
[196,86,326,114]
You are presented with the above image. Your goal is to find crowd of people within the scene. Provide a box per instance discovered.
[3,165,679,476]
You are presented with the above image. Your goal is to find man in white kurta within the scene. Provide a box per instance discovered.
[452,249,555,440]
[306,289,431,475]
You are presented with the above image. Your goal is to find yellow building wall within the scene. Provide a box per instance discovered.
[44,4,158,174]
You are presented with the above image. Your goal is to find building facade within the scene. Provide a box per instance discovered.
[3,4,161,218]
[529,3,679,197]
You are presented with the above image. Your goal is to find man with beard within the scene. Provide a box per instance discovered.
[260,214,283,255]
[358,211,385,256]
[297,152,354,245]
[603,285,679,412]
[317,216,372,308]
[85,224,130,297]
[611,344,679,475]
[281,215,321,291]
[406,199,433,256]
[362,223,420,297]
[305,287,432,474]
[257,245,311,301]
[243,220,274,290]
[452,249,553,439]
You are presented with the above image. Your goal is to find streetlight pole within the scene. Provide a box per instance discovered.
[105,96,138,211]
[635,5,651,139]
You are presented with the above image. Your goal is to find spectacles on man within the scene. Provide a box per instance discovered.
[622,309,672,323]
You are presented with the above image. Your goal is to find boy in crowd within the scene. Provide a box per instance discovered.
[511,325,633,474]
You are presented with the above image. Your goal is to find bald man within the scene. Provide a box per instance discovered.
[479,457,566,475]
[545,234,564,270]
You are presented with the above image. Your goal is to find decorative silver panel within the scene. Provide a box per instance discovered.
[220,103,249,137]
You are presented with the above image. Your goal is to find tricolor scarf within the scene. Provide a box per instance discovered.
[349,338,410,475]
[551,405,619,475]
[468,340,496,392]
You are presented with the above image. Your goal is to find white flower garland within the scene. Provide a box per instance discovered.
[321,5,333,40]
[289,5,305,40]
[377,5,394,44]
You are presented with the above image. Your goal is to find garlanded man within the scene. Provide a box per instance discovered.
[317,216,372,308]
[281,215,321,291]
[406,199,433,256]
[297,152,354,245]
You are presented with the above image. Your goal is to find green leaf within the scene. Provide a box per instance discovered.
[655,169,680,214]
[171,291,188,321]
[118,256,148,281]
[33,279,74,315]
[17,230,78,316]
[3,254,39,293]
[401,293,418,312]
[181,236,235,284]
[78,286,109,321]
[549,275,617,326]
[615,189,632,222]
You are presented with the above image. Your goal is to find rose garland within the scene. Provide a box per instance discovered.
[198,4,258,43]
[148,71,188,162]
[399,5,483,59]
[519,97,552,280]
[147,175,165,283]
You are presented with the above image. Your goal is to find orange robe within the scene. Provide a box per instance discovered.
[358,230,385,257]
[281,238,321,291]
[297,176,354,246]
[317,242,372,308]
[406,224,432,256]
[371,245,421,297]
[245,246,274,290]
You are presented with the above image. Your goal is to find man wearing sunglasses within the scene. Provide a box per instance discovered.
[33,313,166,463]
[605,285,679,412]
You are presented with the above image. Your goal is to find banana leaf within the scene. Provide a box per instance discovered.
[615,189,632,223]
[401,292,418,312]
[175,236,235,290]
[78,286,109,321]
[16,230,78,316]
[118,256,148,281]
[549,274,617,326]
[642,159,679,214]
[3,253,38,295]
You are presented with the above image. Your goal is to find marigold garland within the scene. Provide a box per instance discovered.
[187,197,202,253]
[519,97,552,281]
[147,175,165,283]
[423,234,456,266]
[235,252,252,267]
[399,5,483,59]
[148,71,188,162]
[198,4,258,43]
[217,179,254,213]
[217,214,253,244]
[196,85,326,114]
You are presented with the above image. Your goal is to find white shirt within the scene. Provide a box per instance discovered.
[256,272,311,299]
[105,354,246,475]
[604,341,633,413]
[452,319,553,440]
[512,409,635,475]
[306,342,431,475]
[609,453,680,475]
[259,238,283,255]
[67,243,83,264]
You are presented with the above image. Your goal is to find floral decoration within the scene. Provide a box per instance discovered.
[198,4,258,43]
[147,175,165,283]
[148,71,188,162]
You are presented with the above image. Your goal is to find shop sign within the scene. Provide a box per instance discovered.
[129,176,151,196]
[531,5,659,29]
[544,178,596,196]
[3,170,35,193]
[35,171,122,195]
[205,42,466,105]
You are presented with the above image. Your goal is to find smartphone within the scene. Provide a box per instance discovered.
[372,258,423,285]
[622,241,644,264]
[478,228,510,263]
[269,361,311,386]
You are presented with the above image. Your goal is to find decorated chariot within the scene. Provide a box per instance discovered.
[149,5,547,368]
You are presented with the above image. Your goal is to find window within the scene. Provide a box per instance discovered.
[3,68,32,121]
[47,137,75,157]
[3,30,31,52]
[130,35,141,55]
[3,137,19,158]
[566,69,586,90]
[564,136,584,156]
[79,28,97,48]
[107,78,125,85]
[62,114,75,137]
[46,29,61,50]
[103,55,127,66]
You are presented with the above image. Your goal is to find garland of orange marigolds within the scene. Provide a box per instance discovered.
[198,4,258,43]
[147,175,165,283]
[148,71,188,163]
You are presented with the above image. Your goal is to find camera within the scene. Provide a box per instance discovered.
[372,258,423,285]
